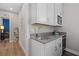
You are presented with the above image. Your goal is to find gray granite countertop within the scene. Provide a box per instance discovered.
[30,32,66,44]
[30,35,62,44]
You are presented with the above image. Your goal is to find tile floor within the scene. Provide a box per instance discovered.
[63,51,77,56]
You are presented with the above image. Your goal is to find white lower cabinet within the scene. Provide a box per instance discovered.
[55,37,62,56]
[31,39,45,56]
[44,40,57,56]
[30,37,62,56]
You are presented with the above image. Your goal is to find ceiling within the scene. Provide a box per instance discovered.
[0,3,23,14]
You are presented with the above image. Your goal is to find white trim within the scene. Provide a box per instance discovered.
[65,48,79,56]
[0,8,18,14]
[9,39,28,55]
[19,41,28,56]
[9,40,17,43]
[9,40,14,43]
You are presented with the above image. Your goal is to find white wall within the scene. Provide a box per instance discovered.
[0,17,3,25]
[18,3,30,55]
[0,10,18,42]
[54,3,79,53]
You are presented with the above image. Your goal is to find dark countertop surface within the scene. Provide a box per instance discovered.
[30,35,62,44]
[30,32,66,44]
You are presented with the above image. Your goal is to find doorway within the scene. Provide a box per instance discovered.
[1,18,10,41]
[3,18,9,33]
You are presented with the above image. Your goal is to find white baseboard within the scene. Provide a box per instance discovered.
[9,39,17,43]
[9,40,14,43]
[19,41,28,56]
[65,48,79,56]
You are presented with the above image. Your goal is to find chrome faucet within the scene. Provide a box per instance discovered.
[34,26,41,39]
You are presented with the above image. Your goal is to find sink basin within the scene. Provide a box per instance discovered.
[37,37,41,40]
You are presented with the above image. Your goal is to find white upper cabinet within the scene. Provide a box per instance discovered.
[54,3,63,26]
[30,3,37,24]
[37,3,48,24]
[30,3,63,26]
[47,3,54,25]
[30,3,48,24]
[54,3,63,16]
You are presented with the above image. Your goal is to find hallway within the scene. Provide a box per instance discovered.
[0,40,25,56]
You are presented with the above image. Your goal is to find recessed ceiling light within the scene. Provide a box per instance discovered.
[10,8,13,11]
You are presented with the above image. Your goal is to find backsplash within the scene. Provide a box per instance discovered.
[30,32,52,37]
[30,24,54,34]
[30,31,66,39]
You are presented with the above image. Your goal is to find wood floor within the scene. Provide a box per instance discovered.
[0,40,25,56]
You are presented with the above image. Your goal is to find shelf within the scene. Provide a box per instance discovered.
[32,22,63,27]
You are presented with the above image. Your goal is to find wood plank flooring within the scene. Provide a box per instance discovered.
[0,40,25,56]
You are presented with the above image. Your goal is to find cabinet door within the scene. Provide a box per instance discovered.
[30,3,37,24]
[56,37,62,56]
[47,3,54,25]
[55,3,63,16]
[31,39,44,56]
[54,3,63,26]
[45,40,57,56]
[58,4,63,16]
[37,3,48,24]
